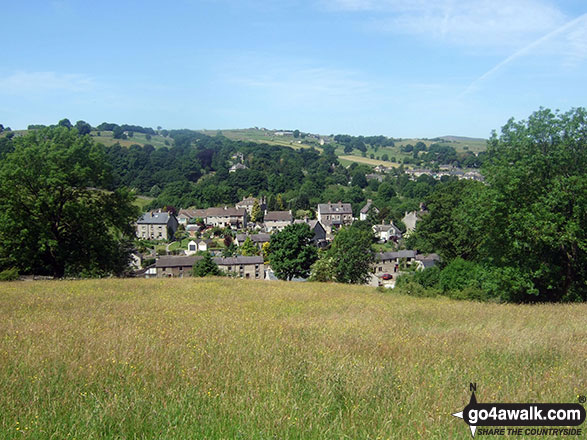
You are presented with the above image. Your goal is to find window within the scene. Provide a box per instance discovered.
[189,245,196,251]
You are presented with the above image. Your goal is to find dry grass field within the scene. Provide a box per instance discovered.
[0,278,585,439]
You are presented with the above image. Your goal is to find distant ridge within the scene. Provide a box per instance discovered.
[438,135,487,143]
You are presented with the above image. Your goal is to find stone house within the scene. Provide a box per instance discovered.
[360,199,379,221]
[205,207,247,229]
[317,202,353,236]
[136,211,179,240]
[215,256,265,279]
[177,208,206,226]
[372,222,402,242]
[263,210,293,232]
[373,250,417,276]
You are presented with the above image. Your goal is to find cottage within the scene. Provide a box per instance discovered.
[372,223,402,242]
[215,256,265,279]
[235,196,265,214]
[177,208,206,226]
[156,255,200,278]
[229,163,248,173]
[263,210,293,232]
[317,202,353,236]
[360,199,379,221]
[205,207,247,229]
[373,250,417,276]
[415,253,440,270]
[293,219,327,246]
[186,239,213,255]
[136,211,178,240]
[235,233,270,249]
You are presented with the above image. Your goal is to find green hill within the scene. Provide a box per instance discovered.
[0,278,583,439]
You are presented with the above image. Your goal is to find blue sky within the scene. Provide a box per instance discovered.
[1,0,586,138]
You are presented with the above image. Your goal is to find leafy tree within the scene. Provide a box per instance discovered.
[328,224,375,284]
[75,120,92,136]
[308,252,336,282]
[267,223,317,280]
[293,129,300,138]
[0,127,139,277]
[251,199,263,222]
[192,252,221,277]
[58,118,72,129]
[240,237,259,256]
[481,108,587,301]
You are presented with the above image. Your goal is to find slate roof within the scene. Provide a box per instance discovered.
[237,233,271,243]
[376,250,417,261]
[318,202,352,215]
[264,211,293,222]
[137,212,173,225]
[214,256,264,265]
[206,207,246,217]
[155,255,201,268]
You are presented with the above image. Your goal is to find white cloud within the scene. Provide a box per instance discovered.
[322,0,567,49]
[0,71,94,95]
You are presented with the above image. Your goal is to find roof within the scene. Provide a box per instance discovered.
[376,250,417,261]
[360,200,373,214]
[416,253,440,261]
[155,255,201,268]
[318,202,352,215]
[236,233,270,243]
[229,163,248,171]
[178,208,207,219]
[264,211,292,222]
[137,211,173,225]
[236,197,257,206]
[214,256,264,265]
[373,224,401,234]
[205,207,246,217]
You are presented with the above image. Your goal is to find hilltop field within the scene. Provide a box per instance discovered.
[0,279,585,439]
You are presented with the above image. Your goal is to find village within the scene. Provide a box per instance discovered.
[133,197,439,286]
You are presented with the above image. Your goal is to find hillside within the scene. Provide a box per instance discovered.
[1,278,584,439]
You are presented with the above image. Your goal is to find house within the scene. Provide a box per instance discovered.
[373,250,417,277]
[177,208,206,226]
[235,233,270,249]
[294,219,327,246]
[317,202,353,235]
[186,224,201,237]
[263,210,293,232]
[229,163,248,173]
[156,255,200,278]
[372,222,402,242]
[402,208,426,237]
[155,255,265,279]
[360,199,379,221]
[205,207,247,229]
[236,196,266,214]
[366,173,384,182]
[136,211,179,240]
[373,165,389,173]
[415,253,440,270]
[186,239,213,255]
[215,256,265,279]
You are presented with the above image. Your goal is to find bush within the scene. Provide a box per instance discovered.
[0,268,19,281]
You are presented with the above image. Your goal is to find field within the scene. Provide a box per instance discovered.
[0,279,585,439]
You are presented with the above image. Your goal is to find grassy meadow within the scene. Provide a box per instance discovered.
[0,278,585,439]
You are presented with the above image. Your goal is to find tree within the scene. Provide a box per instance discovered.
[293,129,300,138]
[481,108,587,301]
[328,224,375,284]
[267,223,317,280]
[192,252,221,277]
[58,118,72,129]
[75,120,92,136]
[240,237,259,256]
[251,199,263,222]
[0,127,139,277]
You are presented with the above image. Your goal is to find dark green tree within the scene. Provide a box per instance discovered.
[58,118,72,129]
[192,252,221,277]
[267,223,317,280]
[75,120,92,136]
[328,224,375,284]
[0,127,139,277]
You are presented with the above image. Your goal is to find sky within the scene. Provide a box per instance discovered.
[1,0,586,138]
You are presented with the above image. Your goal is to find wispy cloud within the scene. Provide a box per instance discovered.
[322,0,567,49]
[0,71,94,95]
[461,13,587,97]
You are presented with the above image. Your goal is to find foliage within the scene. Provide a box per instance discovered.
[240,237,259,256]
[192,252,221,277]
[267,224,317,280]
[251,199,263,222]
[0,268,19,281]
[0,127,139,278]
[308,252,336,282]
[327,224,375,284]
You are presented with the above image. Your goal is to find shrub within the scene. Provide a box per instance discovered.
[0,268,19,281]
